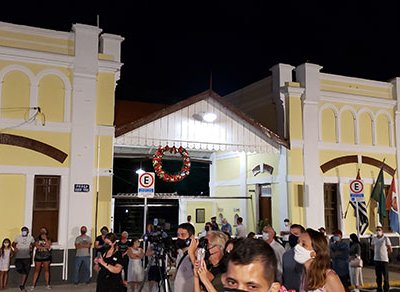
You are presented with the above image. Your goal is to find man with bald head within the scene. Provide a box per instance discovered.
[262,225,285,283]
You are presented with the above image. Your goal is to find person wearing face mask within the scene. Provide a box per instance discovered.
[73,225,92,285]
[235,217,246,239]
[371,226,392,292]
[0,238,14,290]
[95,226,109,257]
[12,226,35,292]
[30,227,52,290]
[294,228,344,292]
[221,238,285,292]
[199,222,212,238]
[174,222,196,292]
[282,224,305,291]
[94,232,124,292]
[280,219,291,249]
[329,230,350,289]
[193,231,229,292]
[262,225,285,283]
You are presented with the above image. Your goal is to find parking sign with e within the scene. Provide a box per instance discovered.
[138,172,155,197]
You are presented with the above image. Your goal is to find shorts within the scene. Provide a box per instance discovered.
[15,258,32,275]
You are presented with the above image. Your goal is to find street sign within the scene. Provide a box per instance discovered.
[74,184,90,192]
[350,179,364,194]
[350,179,364,202]
[138,172,155,198]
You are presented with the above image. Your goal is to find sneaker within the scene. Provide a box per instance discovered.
[45,285,52,290]
[28,287,35,291]
[19,286,26,292]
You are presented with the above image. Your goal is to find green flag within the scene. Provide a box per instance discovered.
[371,167,386,221]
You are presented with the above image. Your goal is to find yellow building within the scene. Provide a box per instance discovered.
[226,63,399,236]
[116,63,400,239]
[0,21,123,281]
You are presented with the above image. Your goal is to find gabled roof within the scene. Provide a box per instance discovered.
[115,90,288,149]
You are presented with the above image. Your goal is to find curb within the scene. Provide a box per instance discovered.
[350,280,400,289]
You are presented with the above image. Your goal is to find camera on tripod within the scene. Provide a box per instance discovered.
[144,228,173,255]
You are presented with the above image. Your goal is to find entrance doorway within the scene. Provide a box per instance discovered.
[324,183,338,234]
[258,184,272,226]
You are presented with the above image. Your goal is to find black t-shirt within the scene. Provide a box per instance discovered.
[95,235,106,256]
[97,250,123,292]
[117,240,131,256]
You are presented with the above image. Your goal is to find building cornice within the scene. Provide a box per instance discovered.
[321,91,396,109]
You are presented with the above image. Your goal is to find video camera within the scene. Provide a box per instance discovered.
[144,228,173,255]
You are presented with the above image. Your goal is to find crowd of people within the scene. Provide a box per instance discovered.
[0,218,394,292]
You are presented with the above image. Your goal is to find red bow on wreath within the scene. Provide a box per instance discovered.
[152,146,191,182]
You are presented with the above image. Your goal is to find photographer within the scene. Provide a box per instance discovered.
[174,222,196,292]
[192,231,229,292]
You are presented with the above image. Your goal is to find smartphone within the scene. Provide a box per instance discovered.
[197,247,205,262]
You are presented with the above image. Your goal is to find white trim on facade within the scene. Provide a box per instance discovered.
[321,93,396,109]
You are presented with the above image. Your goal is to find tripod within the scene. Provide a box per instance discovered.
[139,248,172,292]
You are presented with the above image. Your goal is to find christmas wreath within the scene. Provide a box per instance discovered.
[152,146,191,182]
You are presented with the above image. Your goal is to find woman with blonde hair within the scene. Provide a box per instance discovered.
[294,228,345,292]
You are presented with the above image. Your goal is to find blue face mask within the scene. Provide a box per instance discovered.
[333,236,340,242]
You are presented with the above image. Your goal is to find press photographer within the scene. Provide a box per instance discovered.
[192,230,229,292]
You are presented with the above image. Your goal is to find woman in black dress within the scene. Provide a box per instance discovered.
[94,232,123,292]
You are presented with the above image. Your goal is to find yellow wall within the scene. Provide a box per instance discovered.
[359,112,373,145]
[0,29,74,55]
[287,148,304,176]
[1,71,30,119]
[186,201,214,235]
[94,136,114,169]
[0,175,26,239]
[320,79,392,99]
[96,73,115,126]
[340,110,355,144]
[0,130,70,166]
[93,176,113,233]
[321,108,336,142]
[288,96,303,140]
[376,114,390,146]
[287,182,305,226]
[38,75,65,122]
[215,158,240,181]
[214,186,241,197]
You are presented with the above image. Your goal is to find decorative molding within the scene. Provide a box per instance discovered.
[0,165,69,175]
[321,92,396,109]
[0,133,68,163]
[320,73,393,88]
[0,21,73,39]
[287,175,304,182]
[320,155,395,176]
[318,141,395,154]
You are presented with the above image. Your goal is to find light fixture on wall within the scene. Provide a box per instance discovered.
[192,112,217,123]
[136,161,145,175]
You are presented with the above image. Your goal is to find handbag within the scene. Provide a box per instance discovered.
[350,256,363,268]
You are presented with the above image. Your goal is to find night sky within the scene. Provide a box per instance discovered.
[2,1,400,104]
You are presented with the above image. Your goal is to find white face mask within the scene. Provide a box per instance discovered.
[294,244,314,264]
[284,222,289,226]
[376,231,383,237]
[262,232,269,241]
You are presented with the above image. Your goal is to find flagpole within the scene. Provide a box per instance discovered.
[355,200,360,239]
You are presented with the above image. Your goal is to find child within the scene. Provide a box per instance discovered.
[127,238,144,292]
[0,238,14,290]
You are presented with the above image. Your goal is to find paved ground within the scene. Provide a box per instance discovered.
[2,266,400,291]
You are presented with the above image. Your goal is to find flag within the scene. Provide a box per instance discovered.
[350,169,369,235]
[371,166,387,222]
[386,176,400,233]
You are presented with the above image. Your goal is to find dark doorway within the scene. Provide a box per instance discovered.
[258,184,272,226]
[324,183,338,234]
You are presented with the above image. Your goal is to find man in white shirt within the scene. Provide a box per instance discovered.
[262,225,285,283]
[12,226,35,292]
[371,226,392,292]
[280,218,291,249]
[235,217,246,238]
